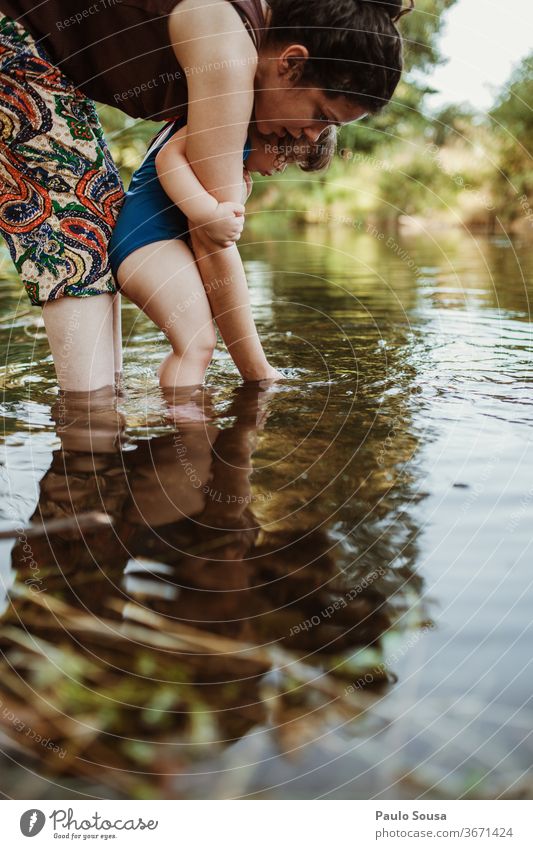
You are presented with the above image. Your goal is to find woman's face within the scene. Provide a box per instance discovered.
[254,44,366,141]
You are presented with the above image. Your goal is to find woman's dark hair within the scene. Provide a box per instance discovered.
[265,0,414,114]
[274,127,337,172]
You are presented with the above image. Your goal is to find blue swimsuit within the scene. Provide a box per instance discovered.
[109,119,251,276]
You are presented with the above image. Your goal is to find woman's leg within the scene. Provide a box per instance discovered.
[113,293,123,381]
[117,239,217,388]
[42,295,117,392]
[0,16,124,393]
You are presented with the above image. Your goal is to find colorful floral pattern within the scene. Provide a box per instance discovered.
[0,15,125,305]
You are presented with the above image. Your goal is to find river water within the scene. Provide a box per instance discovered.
[0,227,532,799]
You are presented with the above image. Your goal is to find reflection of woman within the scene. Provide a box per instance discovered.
[2,385,420,792]
[0,1,412,391]
[8,382,413,650]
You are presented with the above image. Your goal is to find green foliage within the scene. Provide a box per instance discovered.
[401,0,458,74]
[489,54,533,216]
[491,53,533,140]
[431,103,480,147]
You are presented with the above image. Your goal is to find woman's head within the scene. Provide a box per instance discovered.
[254,0,413,140]
[246,125,337,175]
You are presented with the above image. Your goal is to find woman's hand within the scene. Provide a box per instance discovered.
[259,365,284,382]
[196,201,245,248]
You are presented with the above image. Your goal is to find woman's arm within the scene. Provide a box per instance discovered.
[169,0,256,207]
[168,1,279,381]
[190,239,281,381]
[156,131,279,381]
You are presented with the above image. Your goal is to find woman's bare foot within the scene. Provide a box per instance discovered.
[241,363,283,383]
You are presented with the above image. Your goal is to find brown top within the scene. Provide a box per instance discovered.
[0,0,267,121]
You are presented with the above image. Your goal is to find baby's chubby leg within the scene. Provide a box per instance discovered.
[116,239,216,388]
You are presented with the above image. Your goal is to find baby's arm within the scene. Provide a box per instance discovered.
[156,128,245,247]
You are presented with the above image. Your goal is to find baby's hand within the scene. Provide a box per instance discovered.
[201,202,245,248]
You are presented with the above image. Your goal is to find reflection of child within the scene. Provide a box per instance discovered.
[109,122,335,388]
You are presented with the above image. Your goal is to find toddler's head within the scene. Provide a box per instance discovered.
[246,126,337,176]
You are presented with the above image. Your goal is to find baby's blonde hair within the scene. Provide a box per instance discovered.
[270,127,337,173]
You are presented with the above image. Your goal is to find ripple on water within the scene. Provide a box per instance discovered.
[0,232,532,799]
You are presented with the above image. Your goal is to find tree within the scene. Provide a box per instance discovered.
[489,53,533,215]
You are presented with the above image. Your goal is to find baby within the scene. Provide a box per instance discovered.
[109,119,335,388]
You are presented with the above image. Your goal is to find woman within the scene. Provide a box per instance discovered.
[0,0,412,391]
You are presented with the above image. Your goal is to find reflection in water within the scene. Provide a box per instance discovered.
[1,382,423,798]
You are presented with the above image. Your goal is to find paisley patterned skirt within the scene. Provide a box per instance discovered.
[0,14,125,305]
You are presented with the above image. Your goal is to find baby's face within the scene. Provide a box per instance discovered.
[246,127,287,176]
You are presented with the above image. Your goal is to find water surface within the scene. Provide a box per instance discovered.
[0,227,532,799]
